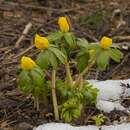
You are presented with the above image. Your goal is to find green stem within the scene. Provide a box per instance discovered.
[34,97,39,111]
[74,60,95,87]
[51,69,59,120]
[43,92,48,106]
[65,61,73,87]
[36,97,39,111]
[79,76,83,90]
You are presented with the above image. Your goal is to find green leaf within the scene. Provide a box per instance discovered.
[37,46,66,69]
[62,111,72,123]
[56,79,72,98]
[49,51,58,69]
[47,32,63,42]
[81,82,99,104]
[64,32,77,49]
[49,46,67,64]
[29,67,46,98]
[60,98,81,122]
[18,70,33,93]
[86,44,100,50]
[72,108,81,119]
[18,68,47,101]
[19,71,30,86]
[36,51,50,69]
[60,47,68,57]
[77,38,88,48]
[96,50,110,71]
[109,48,123,62]
[76,51,89,72]
[30,67,44,87]
[91,114,105,126]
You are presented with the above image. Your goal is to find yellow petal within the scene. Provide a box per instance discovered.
[34,34,49,49]
[58,17,69,32]
[100,36,112,49]
[21,56,36,70]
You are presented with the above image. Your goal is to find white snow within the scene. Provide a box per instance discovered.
[88,79,130,101]
[34,123,130,130]
[96,100,125,113]
[34,123,99,130]
[102,123,130,130]
[88,79,130,113]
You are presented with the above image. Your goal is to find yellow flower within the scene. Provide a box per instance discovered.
[100,36,112,49]
[34,34,49,49]
[21,56,36,70]
[58,17,69,32]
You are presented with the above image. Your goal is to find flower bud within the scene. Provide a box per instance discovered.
[100,36,112,49]
[34,34,49,49]
[58,17,69,32]
[21,56,36,70]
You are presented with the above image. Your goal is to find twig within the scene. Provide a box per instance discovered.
[77,30,98,42]
[95,69,100,80]
[15,22,32,48]
[14,45,34,59]
[0,45,34,67]
[0,1,81,13]
[0,47,9,52]
[113,36,130,41]
[103,52,130,80]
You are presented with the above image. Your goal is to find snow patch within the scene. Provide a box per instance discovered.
[88,79,130,113]
[34,123,130,130]
[88,79,130,101]
[96,100,125,113]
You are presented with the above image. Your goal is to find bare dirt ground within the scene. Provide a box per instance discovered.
[0,0,130,129]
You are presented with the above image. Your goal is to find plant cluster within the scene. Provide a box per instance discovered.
[18,16,123,123]
[90,114,106,126]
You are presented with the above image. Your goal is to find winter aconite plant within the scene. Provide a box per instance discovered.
[90,114,106,126]
[19,56,47,110]
[18,16,123,123]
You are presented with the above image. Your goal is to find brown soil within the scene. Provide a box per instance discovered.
[0,0,130,129]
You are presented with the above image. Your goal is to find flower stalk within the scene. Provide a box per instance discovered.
[51,69,59,120]
[74,59,95,88]
[34,97,40,111]
[65,61,73,87]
